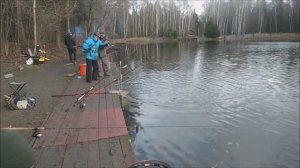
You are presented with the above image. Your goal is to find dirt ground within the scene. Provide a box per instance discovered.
[0,49,85,141]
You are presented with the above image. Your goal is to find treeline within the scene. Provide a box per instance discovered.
[200,0,300,36]
[0,0,299,56]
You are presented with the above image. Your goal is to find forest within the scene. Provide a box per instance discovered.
[0,0,299,56]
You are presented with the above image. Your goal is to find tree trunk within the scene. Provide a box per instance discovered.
[156,2,159,36]
[66,0,70,32]
[87,0,94,35]
[16,0,26,44]
[56,21,61,48]
[33,0,37,48]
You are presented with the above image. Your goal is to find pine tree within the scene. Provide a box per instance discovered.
[204,20,220,38]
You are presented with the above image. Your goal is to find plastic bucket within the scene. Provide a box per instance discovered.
[79,64,86,76]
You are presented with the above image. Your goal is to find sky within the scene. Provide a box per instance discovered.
[129,0,206,16]
[187,0,205,15]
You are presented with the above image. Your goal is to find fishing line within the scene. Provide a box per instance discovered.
[1,125,221,131]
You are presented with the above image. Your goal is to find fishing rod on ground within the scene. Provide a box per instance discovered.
[64,64,137,113]
[50,88,128,98]
[64,78,117,112]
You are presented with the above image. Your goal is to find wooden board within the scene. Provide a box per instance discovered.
[35,66,136,167]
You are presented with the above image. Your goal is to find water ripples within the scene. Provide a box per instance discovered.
[123,42,299,167]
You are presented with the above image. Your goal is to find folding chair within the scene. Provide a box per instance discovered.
[3,73,33,110]
[3,73,27,97]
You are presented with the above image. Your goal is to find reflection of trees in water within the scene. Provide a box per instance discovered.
[122,42,200,72]
[120,95,140,145]
[118,42,200,144]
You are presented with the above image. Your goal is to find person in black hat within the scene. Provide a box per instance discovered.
[98,32,110,76]
[64,31,77,63]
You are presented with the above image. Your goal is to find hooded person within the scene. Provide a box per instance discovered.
[82,32,108,83]
[64,31,77,63]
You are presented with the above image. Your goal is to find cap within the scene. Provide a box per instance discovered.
[93,32,101,38]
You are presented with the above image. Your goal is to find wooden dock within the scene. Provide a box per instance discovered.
[33,72,136,167]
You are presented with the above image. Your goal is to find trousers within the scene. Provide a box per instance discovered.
[86,58,99,82]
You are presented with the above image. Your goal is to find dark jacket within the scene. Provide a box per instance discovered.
[64,34,76,51]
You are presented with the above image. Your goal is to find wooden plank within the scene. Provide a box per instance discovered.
[61,111,79,128]
[65,128,79,144]
[109,137,126,168]
[119,136,136,167]
[61,142,89,168]
[61,78,89,128]
[61,81,89,129]
[61,144,77,168]
[99,138,113,167]
[36,77,83,148]
[34,146,45,167]
[106,108,127,138]
[35,77,83,147]
[36,129,59,147]
[77,80,101,142]
[87,140,100,167]
[78,111,98,128]
[114,108,128,137]
[35,64,136,167]
[54,128,69,146]
[36,146,65,167]
[74,142,89,168]
[98,93,108,139]
[104,74,128,138]
[44,112,65,128]
[77,128,98,143]
[44,76,83,128]
[95,78,109,140]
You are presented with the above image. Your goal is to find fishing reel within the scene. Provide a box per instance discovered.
[79,102,86,109]
[32,127,43,139]
[78,99,86,110]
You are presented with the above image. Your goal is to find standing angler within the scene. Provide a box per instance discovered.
[82,32,108,83]
[98,32,110,76]
[64,31,77,63]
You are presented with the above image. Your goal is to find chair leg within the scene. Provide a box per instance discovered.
[11,84,26,97]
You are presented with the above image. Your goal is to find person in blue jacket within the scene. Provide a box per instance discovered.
[82,32,108,83]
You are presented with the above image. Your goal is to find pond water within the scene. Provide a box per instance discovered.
[119,41,299,168]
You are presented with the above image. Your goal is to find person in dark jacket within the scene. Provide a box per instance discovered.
[82,32,108,83]
[98,32,110,76]
[64,32,77,63]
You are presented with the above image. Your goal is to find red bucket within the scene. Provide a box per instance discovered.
[79,64,86,76]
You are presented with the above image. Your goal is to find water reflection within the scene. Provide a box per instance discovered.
[121,41,299,168]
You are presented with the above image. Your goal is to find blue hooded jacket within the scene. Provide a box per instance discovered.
[82,36,107,60]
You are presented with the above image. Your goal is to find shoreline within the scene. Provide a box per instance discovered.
[110,33,300,44]
[0,33,298,66]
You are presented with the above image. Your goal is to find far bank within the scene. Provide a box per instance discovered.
[110,33,300,44]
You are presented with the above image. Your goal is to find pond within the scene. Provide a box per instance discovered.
[118,41,299,168]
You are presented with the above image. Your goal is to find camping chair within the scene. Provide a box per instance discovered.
[3,73,27,97]
[3,73,35,110]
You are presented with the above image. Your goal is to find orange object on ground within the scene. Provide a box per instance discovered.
[79,64,86,76]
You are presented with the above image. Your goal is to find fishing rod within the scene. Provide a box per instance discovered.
[62,43,141,113]
[51,89,127,98]
[64,78,118,112]
[51,88,105,97]
[1,124,217,132]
